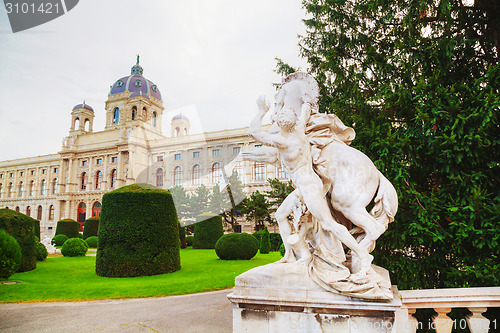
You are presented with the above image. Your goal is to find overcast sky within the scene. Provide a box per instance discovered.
[0,0,308,161]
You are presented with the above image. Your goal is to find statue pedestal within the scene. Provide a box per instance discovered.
[227,262,402,333]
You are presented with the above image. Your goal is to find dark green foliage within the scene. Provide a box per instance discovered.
[85,236,98,248]
[83,217,99,239]
[0,208,37,272]
[279,243,285,257]
[55,219,80,239]
[282,0,500,289]
[0,229,22,278]
[36,242,48,261]
[215,233,259,260]
[96,184,181,277]
[178,223,186,249]
[193,213,224,249]
[78,233,83,239]
[242,190,271,228]
[186,235,194,247]
[33,220,40,240]
[52,234,68,246]
[269,233,283,252]
[259,226,271,254]
[61,238,88,257]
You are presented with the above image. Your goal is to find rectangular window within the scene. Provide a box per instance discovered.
[53,167,58,173]
[233,147,241,155]
[82,161,87,166]
[96,159,102,165]
[111,156,118,163]
[255,144,262,148]
[20,171,24,177]
[213,149,220,156]
[193,151,200,158]
[42,169,46,174]
[157,155,164,162]
[174,153,181,160]
[31,170,35,175]
[0,174,3,178]
[253,162,266,181]
[10,173,13,178]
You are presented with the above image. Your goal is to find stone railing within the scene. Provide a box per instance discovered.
[395,287,500,333]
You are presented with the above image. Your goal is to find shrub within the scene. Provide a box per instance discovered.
[36,242,48,261]
[253,230,264,242]
[85,236,98,248]
[193,213,224,249]
[0,229,22,278]
[96,184,181,277]
[61,238,88,257]
[33,220,40,240]
[78,233,83,239]
[259,226,271,254]
[55,219,80,239]
[215,233,259,260]
[186,235,194,247]
[52,234,68,246]
[179,223,186,249]
[270,233,283,252]
[279,243,285,257]
[0,208,37,272]
[83,217,99,239]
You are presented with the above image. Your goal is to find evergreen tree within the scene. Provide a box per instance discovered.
[191,185,211,217]
[259,226,271,254]
[279,0,499,289]
[243,190,272,229]
[169,186,192,220]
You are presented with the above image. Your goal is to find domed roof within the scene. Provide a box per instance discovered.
[172,114,189,122]
[109,56,162,101]
[73,102,94,112]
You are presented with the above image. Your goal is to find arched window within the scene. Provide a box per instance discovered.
[173,167,182,186]
[110,169,117,188]
[18,181,24,197]
[152,111,157,127]
[81,172,87,190]
[212,163,222,184]
[175,127,180,137]
[132,106,137,120]
[156,168,164,187]
[15,206,20,212]
[37,205,43,220]
[29,180,35,196]
[49,205,54,220]
[277,167,288,180]
[92,202,101,217]
[113,107,119,123]
[234,162,244,181]
[26,206,31,217]
[7,182,13,198]
[52,178,58,194]
[84,119,90,131]
[192,164,201,185]
[77,203,86,231]
[253,162,266,181]
[40,179,46,196]
[95,171,102,190]
[74,117,80,130]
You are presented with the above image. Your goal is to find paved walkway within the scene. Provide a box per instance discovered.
[0,289,233,333]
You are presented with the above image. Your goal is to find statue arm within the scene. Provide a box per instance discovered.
[241,146,279,165]
[248,96,288,148]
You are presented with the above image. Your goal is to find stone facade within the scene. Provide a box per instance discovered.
[0,58,286,238]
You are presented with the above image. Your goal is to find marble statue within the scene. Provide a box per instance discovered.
[239,72,398,300]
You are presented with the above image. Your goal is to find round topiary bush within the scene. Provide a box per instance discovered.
[83,217,99,239]
[96,184,181,277]
[215,233,259,260]
[52,234,68,246]
[85,236,98,248]
[0,208,37,272]
[186,235,194,247]
[36,242,48,261]
[61,238,88,257]
[193,213,224,249]
[0,229,22,278]
[259,226,271,254]
[55,219,80,239]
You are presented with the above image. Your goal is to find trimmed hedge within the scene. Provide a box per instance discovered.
[179,223,186,249]
[34,220,40,240]
[0,229,22,278]
[83,217,99,239]
[193,213,224,249]
[215,233,259,260]
[36,242,48,261]
[0,208,37,272]
[186,235,194,247]
[85,236,98,248]
[61,238,88,257]
[52,234,68,246]
[259,226,271,254]
[96,184,181,277]
[254,230,283,252]
[55,219,80,239]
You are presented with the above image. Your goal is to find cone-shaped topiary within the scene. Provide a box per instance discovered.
[193,213,223,249]
[259,226,271,254]
[83,217,99,239]
[55,219,80,239]
[61,238,88,257]
[96,184,181,277]
[0,208,37,272]
[215,233,259,260]
[0,229,22,278]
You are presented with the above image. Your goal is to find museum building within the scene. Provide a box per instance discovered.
[0,58,287,237]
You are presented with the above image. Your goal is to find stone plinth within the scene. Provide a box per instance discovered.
[227,262,401,333]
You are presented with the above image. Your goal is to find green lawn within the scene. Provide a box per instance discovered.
[0,248,281,303]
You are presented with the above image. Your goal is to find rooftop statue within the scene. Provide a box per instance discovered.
[239,72,398,300]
